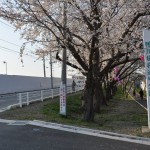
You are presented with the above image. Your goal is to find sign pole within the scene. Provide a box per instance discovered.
[143,29,150,129]
[60,1,67,116]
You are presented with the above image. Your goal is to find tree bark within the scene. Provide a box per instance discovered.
[94,82,104,113]
[83,72,94,121]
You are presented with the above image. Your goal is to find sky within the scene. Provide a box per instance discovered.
[0,18,62,78]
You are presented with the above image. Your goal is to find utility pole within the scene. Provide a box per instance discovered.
[43,54,46,77]
[60,0,67,116]
[50,51,53,88]
[61,1,67,86]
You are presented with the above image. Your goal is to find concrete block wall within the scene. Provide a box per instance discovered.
[0,75,72,94]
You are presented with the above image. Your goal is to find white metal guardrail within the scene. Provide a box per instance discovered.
[17,85,84,107]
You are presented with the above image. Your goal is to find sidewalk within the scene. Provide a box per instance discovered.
[131,93,147,110]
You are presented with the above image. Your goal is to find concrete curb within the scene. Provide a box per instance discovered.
[0,104,19,113]
[29,120,150,146]
[129,93,147,111]
[0,119,149,145]
[134,99,147,111]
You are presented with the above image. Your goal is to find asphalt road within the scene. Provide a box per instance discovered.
[0,123,149,150]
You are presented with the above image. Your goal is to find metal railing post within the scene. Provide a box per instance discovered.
[19,93,22,107]
[51,89,54,99]
[27,92,29,105]
[41,90,43,101]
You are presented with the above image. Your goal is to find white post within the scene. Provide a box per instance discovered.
[19,93,22,108]
[143,29,150,129]
[27,92,29,106]
[41,90,43,101]
[51,89,54,99]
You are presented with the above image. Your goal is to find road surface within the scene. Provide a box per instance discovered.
[0,122,149,150]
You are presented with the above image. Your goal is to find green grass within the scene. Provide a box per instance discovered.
[39,87,149,136]
[113,86,125,100]
[0,88,149,137]
[113,86,133,100]
[41,94,84,125]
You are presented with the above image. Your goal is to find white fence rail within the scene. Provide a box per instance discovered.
[17,85,84,108]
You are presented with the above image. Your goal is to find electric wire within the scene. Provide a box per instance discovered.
[0,38,33,53]
[0,45,37,59]
[0,20,15,29]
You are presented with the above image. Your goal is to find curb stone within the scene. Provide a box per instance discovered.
[0,119,149,146]
[129,92,147,110]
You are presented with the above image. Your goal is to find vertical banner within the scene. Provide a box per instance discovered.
[143,29,150,129]
[60,84,66,115]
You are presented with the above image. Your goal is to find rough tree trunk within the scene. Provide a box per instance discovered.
[104,81,112,103]
[94,82,103,113]
[83,72,94,121]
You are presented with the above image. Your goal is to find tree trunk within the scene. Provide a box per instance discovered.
[105,81,111,102]
[83,72,94,121]
[94,82,103,113]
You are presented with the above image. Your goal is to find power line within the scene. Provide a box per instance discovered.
[0,45,37,59]
[0,38,33,53]
[0,45,55,63]
[0,20,15,29]
[0,20,35,53]
[0,36,59,61]
[0,45,20,54]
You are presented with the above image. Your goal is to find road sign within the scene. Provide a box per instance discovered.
[72,75,85,88]
[60,84,66,115]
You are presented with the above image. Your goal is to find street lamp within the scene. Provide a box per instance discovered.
[3,61,7,75]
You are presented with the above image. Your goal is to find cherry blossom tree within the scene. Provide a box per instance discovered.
[0,0,150,121]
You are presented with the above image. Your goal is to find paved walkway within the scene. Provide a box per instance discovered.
[131,92,147,110]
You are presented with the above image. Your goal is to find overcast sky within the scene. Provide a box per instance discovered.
[0,19,62,78]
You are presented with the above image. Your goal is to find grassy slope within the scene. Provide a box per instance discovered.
[0,89,149,137]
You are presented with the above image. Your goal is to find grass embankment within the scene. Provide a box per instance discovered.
[0,88,149,137]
